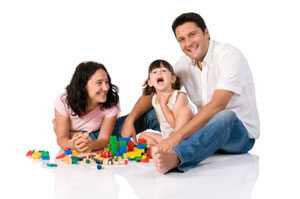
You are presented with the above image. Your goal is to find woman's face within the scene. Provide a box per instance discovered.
[86,69,110,105]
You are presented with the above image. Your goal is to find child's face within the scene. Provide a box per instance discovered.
[148,65,176,92]
[86,69,110,105]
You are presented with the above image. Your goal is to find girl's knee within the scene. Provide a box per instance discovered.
[177,106,194,119]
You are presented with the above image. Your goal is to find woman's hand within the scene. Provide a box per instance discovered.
[121,118,137,144]
[72,134,92,153]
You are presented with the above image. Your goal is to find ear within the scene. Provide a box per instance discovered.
[204,28,210,39]
[171,75,176,84]
[147,79,154,87]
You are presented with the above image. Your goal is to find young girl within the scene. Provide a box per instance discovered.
[54,61,120,153]
[139,59,194,146]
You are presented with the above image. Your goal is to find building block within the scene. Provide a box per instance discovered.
[56,153,66,159]
[47,163,58,167]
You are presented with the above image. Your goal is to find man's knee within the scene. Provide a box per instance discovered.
[213,110,237,124]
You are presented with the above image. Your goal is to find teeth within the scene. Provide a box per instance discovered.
[188,44,198,51]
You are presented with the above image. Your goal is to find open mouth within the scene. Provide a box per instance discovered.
[157,77,164,84]
[187,44,198,52]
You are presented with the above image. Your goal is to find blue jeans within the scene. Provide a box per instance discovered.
[173,110,255,172]
[89,108,161,141]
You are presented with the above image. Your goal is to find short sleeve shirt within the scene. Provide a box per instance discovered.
[174,40,260,139]
[55,92,120,132]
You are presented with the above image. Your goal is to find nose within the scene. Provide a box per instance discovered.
[185,37,193,48]
[101,82,109,91]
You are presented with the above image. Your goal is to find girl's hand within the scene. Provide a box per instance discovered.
[157,93,172,105]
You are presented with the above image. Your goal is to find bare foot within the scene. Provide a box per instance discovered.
[151,146,180,174]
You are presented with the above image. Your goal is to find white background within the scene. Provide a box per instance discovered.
[0,0,299,198]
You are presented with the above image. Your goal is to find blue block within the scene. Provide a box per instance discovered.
[137,144,145,149]
[64,150,72,155]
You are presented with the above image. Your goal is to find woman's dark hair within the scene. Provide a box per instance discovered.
[172,12,207,36]
[142,59,181,95]
[66,61,119,116]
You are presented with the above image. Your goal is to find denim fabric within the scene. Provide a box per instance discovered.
[89,131,99,141]
[89,108,161,140]
[173,110,255,172]
[112,108,161,138]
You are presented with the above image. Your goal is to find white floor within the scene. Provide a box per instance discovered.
[17,152,259,199]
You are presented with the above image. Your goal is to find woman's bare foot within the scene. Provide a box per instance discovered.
[151,146,180,174]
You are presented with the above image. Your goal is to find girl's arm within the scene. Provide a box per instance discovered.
[158,93,176,128]
[54,109,74,150]
[90,115,117,151]
[172,92,190,123]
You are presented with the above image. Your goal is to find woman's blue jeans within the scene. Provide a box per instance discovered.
[89,108,161,140]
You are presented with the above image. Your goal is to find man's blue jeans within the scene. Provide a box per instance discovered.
[173,110,255,172]
[90,108,255,172]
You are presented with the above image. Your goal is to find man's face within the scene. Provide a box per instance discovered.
[175,22,210,65]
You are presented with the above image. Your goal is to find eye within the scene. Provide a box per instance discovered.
[190,31,196,38]
[178,38,185,43]
[162,69,167,72]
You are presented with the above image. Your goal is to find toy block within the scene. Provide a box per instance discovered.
[64,149,72,155]
[26,150,33,157]
[56,153,66,159]
[72,150,78,155]
[140,158,149,163]
[137,143,145,149]
[138,138,147,144]
[127,141,134,151]
[47,163,58,167]
[32,153,41,159]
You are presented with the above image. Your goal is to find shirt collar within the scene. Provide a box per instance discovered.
[203,39,214,66]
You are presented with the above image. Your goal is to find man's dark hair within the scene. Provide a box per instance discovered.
[172,12,207,35]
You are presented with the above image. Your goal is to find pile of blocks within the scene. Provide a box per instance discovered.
[26,136,151,170]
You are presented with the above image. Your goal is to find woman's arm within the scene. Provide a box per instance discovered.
[54,109,74,149]
[90,115,118,151]
[121,94,153,143]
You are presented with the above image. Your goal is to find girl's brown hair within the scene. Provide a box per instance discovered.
[142,59,181,95]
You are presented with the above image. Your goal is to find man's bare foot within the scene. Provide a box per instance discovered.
[151,146,180,174]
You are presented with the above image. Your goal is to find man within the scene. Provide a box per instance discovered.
[121,12,260,173]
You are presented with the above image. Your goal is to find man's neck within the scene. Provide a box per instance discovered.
[197,60,203,70]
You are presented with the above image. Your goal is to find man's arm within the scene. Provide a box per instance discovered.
[121,94,153,143]
[158,89,234,151]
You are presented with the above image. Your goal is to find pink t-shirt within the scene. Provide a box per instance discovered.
[55,92,120,132]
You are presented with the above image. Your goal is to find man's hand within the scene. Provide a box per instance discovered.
[157,134,181,152]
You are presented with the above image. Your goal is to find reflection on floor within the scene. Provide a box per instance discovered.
[49,153,259,199]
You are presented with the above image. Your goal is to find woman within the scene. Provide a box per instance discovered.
[54,61,119,152]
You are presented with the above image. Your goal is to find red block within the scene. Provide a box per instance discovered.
[56,153,66,159]
[26,150,33,157]
[127,141,134,151]
[138,138,147,144]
